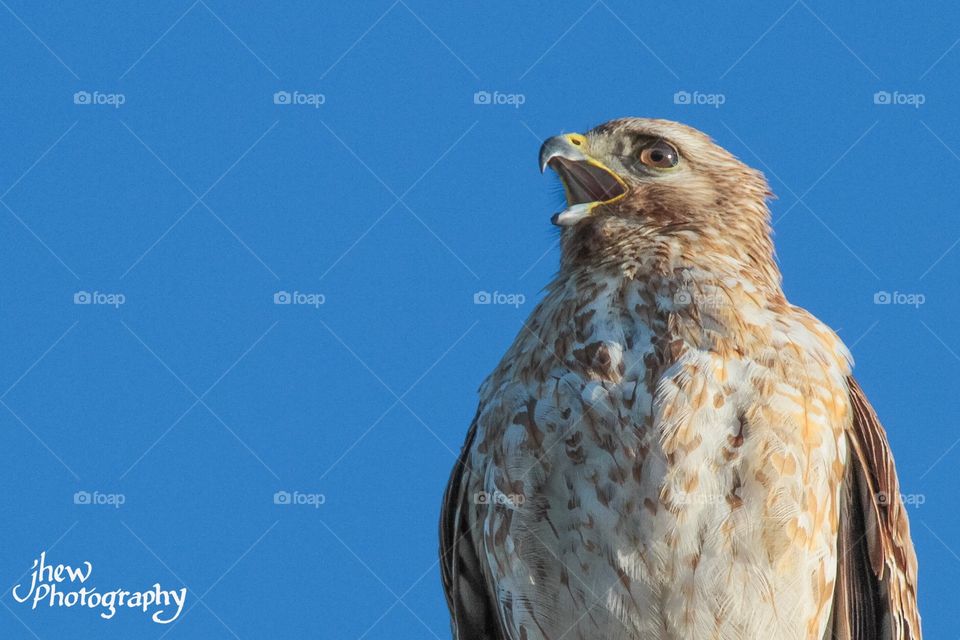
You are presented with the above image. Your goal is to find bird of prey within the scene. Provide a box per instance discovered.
[440,118,920,639]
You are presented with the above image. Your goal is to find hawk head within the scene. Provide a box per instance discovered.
[540,118,779,287]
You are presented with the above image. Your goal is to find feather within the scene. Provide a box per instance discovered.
[831,378,922,639]
[440,411,508,639]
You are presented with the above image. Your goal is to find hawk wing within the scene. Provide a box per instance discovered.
[440,411,507,640]
[831,377,921,639]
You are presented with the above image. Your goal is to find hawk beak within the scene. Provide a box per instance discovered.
[539,134,627,226]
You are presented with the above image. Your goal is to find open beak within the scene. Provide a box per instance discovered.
[539,134,627,226]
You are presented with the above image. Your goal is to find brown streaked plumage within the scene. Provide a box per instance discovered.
[440,118,920,639]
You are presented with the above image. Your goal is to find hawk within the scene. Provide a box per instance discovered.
[440,118,921,639]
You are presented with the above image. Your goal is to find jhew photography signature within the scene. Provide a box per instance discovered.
[12,551,187,624]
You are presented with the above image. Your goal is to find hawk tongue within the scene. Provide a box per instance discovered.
[551,203,593,227]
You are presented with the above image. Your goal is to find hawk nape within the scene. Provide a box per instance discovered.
[440,118,920,640]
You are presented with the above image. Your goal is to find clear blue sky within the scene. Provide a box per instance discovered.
[0,1,957,637]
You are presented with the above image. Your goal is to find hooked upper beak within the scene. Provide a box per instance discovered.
[539,133,627,226]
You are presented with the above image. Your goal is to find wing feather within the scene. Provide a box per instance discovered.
[440,412,507,640]
[832,377,921,639]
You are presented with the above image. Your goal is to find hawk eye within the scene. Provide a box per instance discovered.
[639,141,679,169]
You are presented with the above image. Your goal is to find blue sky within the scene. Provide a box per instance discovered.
[0,1,957,637]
